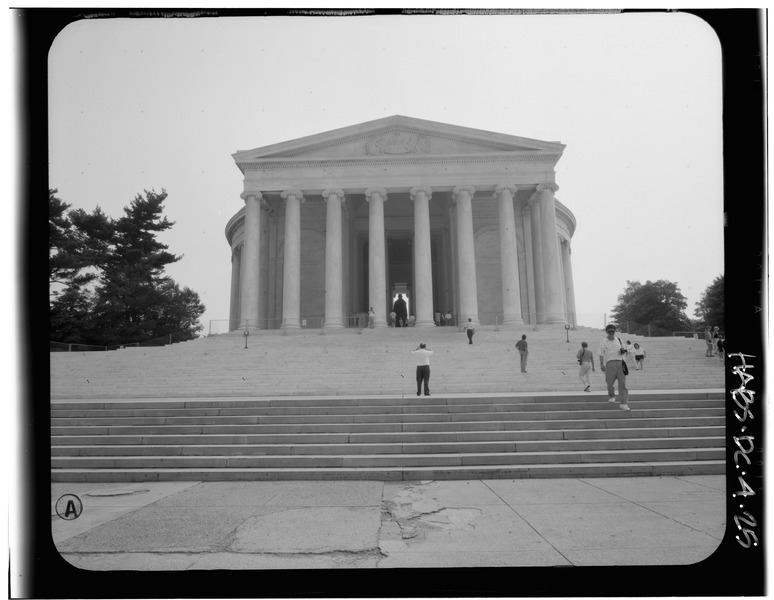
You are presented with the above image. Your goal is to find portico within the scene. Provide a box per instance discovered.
[225,116,577,330]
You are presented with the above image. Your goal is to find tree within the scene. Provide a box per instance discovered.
[49,189,205,345]
[49,189,92,292]
[694,274,724,330]
[611,279,691,335]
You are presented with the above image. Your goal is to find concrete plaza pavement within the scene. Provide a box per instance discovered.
[51,475,726,571]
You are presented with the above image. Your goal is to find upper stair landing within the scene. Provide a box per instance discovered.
[50,325,725,400]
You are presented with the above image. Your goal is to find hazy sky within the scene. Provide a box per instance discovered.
[47,11,724,332]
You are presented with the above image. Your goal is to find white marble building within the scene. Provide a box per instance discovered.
[225,116,577,330]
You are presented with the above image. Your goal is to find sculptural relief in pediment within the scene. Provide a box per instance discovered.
[365,131,430,155]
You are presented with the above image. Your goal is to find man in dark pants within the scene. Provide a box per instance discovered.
[393,294,408,327]
[515,334,528,372]
[411,343,434,396]
[464,318,475,344]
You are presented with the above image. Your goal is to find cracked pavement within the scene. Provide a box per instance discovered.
[51,476,725,570]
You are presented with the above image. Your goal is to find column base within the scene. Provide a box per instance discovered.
[545,317,568,325]
[414,320,436,328]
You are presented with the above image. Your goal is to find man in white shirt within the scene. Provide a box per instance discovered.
[411,343,434,396]
[598,324,630,410]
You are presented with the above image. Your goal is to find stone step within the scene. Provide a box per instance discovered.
[50,425,724,446]
[50,460,727,482]
[49,390,723,411]
[50,394,722,415]
[52,435,723,457]
[51,404,724,426]
[51,413,724,436]
[52,446,725,469]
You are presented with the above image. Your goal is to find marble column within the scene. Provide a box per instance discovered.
[410,186,435,327]
[366,188,388,328]
[281,189,304,329]
[528,194,545,323]
[453,185,480,327]
[229,244,242,331]
[495,185,524,326]
[323,188,345,328]
[239,192,262,329]
[561,239,578,328]
[521,204,537,325]
[536,183,567,324]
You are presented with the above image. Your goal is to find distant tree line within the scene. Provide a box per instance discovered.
[610,276,724,336]
[49,188,205,346]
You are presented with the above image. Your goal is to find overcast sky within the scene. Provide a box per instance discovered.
[47,11,724,333]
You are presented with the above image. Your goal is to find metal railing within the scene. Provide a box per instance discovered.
[50,341,141,352]
[673,330,725,339]
[49,332,182,352]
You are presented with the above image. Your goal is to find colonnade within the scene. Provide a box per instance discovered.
[233,182,572,330]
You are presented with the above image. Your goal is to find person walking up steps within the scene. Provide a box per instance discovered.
[705,327,714,357]
[633,342,646,370]
[411,343,434,396]
[464,318,475,345]
[598,324,630,411]
[577,341,595,391]
[625,340,635,369]
[515,334,528,373]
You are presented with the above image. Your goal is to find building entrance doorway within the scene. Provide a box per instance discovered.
[391,287,411,327]
[387,236,412,326]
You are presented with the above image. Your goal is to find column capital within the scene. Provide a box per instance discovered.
[495,184,518,197]
[536,182,559,194]
[365,187,388,202]
[322,188,346,202]
[452,185,476,200]
[280,189,305,203]
[241,191,263,201]
[410,186,433,200]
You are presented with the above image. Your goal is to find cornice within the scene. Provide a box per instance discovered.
[224,205,246,244]
[237,152,563,171]
[555,198,577,238]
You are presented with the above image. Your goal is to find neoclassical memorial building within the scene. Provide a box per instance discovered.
[225,115,577,330]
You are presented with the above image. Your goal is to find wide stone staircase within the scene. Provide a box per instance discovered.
[50,325,726,481]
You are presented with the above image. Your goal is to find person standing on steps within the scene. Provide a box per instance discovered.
[633,342,646,370]
[515,334,528,373]
[393,294,408,328]
[367,307,375,329]
[705,326,714,357]
[463,318,475,344]
[598,323,630,411]
[625,340,635,369]
[577,341,595,391]
[411,343,434,396]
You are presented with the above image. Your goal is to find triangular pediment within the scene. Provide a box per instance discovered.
[233,115,564,166]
